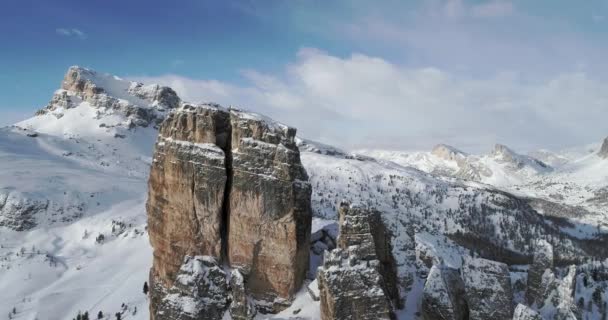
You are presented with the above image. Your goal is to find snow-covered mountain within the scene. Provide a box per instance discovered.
[1,67,607,320]
[359,143,553,187]
[0,67,175,319]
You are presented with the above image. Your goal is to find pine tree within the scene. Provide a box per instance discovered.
[115,313,121,320]
[97,311,103,319]
[83,311,89,320]
[143,281,149,295]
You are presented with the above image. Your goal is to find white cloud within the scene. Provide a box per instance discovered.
[593,14,605,23]
[55,28,87,39]
[131,49,608,153]
[471,0,514,18]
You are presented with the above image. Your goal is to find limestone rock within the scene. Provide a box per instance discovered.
[421,265,468,320]
[461,257,514,320]
[147,105,312,315]
[317,247,393,320]
[599,137,608,159]
[512,304,542,320]
[337,202,400,306]
[38,66,179,128]
[147,105,230,288]
[537,266,578,320]
[227,109,312,304]
[151,256,229,320]
[229,270,256,320]
[527,239,554,305]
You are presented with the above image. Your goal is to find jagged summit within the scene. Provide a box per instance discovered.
[20,66,180,137]
[598,137,608,158]
[489,143,551,170]
[431,143,468,162]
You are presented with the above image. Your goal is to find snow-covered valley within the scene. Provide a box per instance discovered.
[1,67,607,320]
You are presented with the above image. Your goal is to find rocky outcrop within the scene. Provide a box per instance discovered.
[527,240,554,305]
[0,192,47,231]
[37,66,179,128]
[227,110,312,306]
[315,202,399,320]
[147,104,312,316]
[336,202,400,306]
[151,256,229,320]
[147,105,230,289]
[461,257,514,320]
[536,266,578,319]
[599,137,608,159]
[421,265,468,320]
[512,304,543,320]
[317,247,393,320]
[431,144,468,165]
[229,270,256,320]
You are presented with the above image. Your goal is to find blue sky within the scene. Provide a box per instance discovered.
[2,0,608,151]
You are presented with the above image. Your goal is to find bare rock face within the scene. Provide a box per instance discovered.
[421,265,468,320]
[147,105,231,291]
[317,247,393,320]
[38,66,180,128]
[147,105,312,316]
[513,304,543,320]
[526,240,554,305]
[151,256,229,320]
[536,266,578,319]
[227,110,312,305]
[599,137,608,159]
[229,270,257,320]
[461,257,514,320]
[336,202,400,306]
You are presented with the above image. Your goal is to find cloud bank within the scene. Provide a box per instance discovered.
[132,48,608,153]
[56,28,87,40]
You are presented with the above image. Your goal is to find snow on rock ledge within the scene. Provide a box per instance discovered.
[152,256,229,320]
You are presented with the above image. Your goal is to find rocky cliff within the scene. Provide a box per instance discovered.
[599,137,608,159]
[147,104,312,318]
[38,66,180,129]
[316,202,397,320]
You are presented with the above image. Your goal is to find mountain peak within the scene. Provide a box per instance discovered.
[431,143,468,162]
[21,66,181,136]
[598,137,608,159]
[491,143,515,157]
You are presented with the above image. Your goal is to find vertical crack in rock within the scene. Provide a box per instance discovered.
[220,121,232,264]
[147,104,312,318]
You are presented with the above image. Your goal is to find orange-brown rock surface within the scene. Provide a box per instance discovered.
[227,110,312,306]
[147,104,312,318]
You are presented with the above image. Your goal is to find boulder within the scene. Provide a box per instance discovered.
[461,257,514,320]
[421,265,468,320]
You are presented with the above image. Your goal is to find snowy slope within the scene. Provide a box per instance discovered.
[358,143,553,187]
[2,67,607,320]
[0,67,166,319]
